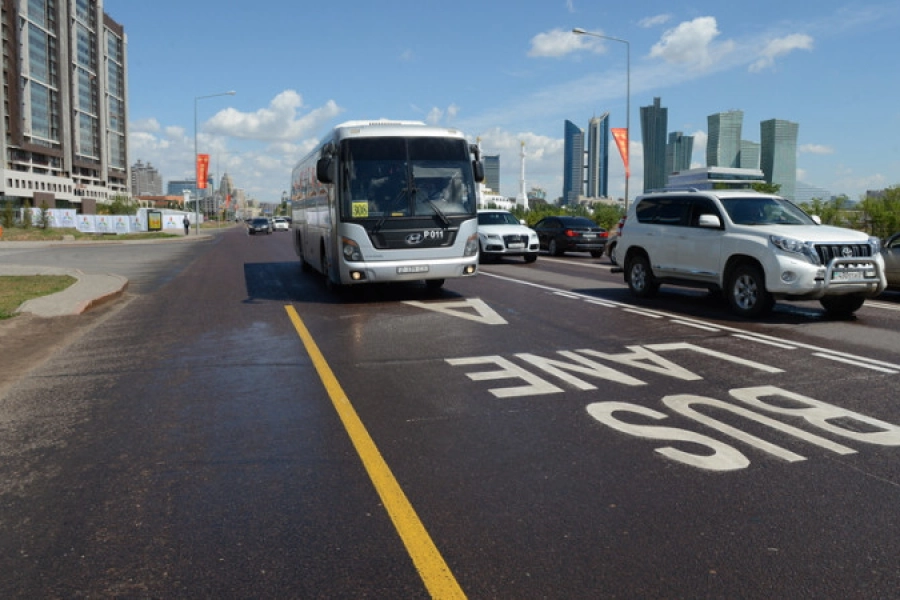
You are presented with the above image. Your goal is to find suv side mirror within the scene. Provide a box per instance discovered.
[698,214,721,228]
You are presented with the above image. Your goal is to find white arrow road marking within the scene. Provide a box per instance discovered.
[403,297,508,325]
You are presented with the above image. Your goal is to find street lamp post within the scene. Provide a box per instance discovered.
[572,27,630,210]
[194,90,236,233]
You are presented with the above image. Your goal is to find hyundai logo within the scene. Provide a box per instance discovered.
[841,246,854,258]
[406,233,424,245]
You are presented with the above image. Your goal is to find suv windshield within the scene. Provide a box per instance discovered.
[340,136,476,220]
[721,196,815,226]
[478,212,519,226]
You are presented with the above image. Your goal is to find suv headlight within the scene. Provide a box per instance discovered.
[869,236,882,253]
[770,235,817,263]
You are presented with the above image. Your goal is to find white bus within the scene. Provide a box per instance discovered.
[290,120,484,290]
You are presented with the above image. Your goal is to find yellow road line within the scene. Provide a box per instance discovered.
[285,305,466,599]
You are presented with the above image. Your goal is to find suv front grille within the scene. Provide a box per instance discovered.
[503,234,528,247]
[813,243,872,264]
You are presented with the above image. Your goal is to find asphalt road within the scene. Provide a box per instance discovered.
[2,227,899,598]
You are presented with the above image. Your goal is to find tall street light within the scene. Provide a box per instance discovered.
[572,27,630,210]
[194,90,236,233]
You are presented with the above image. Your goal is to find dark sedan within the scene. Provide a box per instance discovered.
[533,216,608,257]
[247,217,271,235]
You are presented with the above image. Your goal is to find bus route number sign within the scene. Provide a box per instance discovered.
[352,201,369,218]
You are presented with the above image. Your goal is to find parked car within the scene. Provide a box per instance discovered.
[476,209,539,263]
[882,232,900,289]
[532,216,608,257]
[604,216,627,265]
[248,217,272,235]
[617,189,886,318]
[272,217,289,232]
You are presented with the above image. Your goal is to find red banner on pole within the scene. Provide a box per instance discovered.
[196,154,210,189]
[611,128,630,177]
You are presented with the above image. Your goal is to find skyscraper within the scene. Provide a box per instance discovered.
[760,119,799,200]
[0,1,128,211]
[665,132,694,179]
[483,155,500,193]
[740,140,761,169]
[641,97,668,192]
[563,120,584,204]
[586,113,609,198]
[131,160,163,196]
[707,110,743,168]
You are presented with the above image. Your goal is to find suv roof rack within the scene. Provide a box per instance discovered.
[642,187,701,194]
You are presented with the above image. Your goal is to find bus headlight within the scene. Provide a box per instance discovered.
[342,237,363,262]
[464,233,479,257]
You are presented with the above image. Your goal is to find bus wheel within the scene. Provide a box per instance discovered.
[321,249,335,291]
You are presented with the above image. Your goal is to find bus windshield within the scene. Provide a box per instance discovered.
[340,136,476,221]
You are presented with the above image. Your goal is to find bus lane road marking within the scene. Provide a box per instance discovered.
[284,305,466,599]
[443,273,900,472]
[403,297,507,325]
[447,343,900,472]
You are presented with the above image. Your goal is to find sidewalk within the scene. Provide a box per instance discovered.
[0,230,219,317]
[1,264,129,317]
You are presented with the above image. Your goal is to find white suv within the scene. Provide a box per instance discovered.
[617,190,886,318]
[477,209,539,263]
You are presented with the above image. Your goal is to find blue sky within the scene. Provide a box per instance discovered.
[106,0,900,204]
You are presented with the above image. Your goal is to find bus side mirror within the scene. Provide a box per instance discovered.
[316,157,334,184]
[472,160,484,183]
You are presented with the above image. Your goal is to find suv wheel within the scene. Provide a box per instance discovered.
[627,254,659,297]
[727,264,773,317]
[820,294,865,319]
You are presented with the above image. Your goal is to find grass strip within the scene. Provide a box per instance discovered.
[0,275,77,319]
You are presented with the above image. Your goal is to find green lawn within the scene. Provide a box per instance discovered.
[0,275,76,319]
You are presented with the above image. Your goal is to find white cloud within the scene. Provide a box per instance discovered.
[205,91,343,142]
[649,17,734,71]
[639,14,672,28]
[131,118,161,133]
[424,104,460,126]
[749,33,813,72]
[799,143,833,155]
[528,28,593,58]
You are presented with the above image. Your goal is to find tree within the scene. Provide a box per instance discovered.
[99,194,139,215]
[38,201,50,229]
[751,182,781,194]
[21,199,32,229]
[859,186,900,239]
[1,201,14,229]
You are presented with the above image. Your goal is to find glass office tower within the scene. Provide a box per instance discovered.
[563,120,584,205]
[641,97,668,192]
[761,119,799,201]
[707,110,743,168]
[586,113,609,198]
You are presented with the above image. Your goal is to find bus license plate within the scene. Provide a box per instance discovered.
[398,265,429,274]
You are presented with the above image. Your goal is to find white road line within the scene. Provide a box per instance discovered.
[671,319,721,332]
[732,333,797,349]
[812,352,899,374]
[479,271,900,372]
